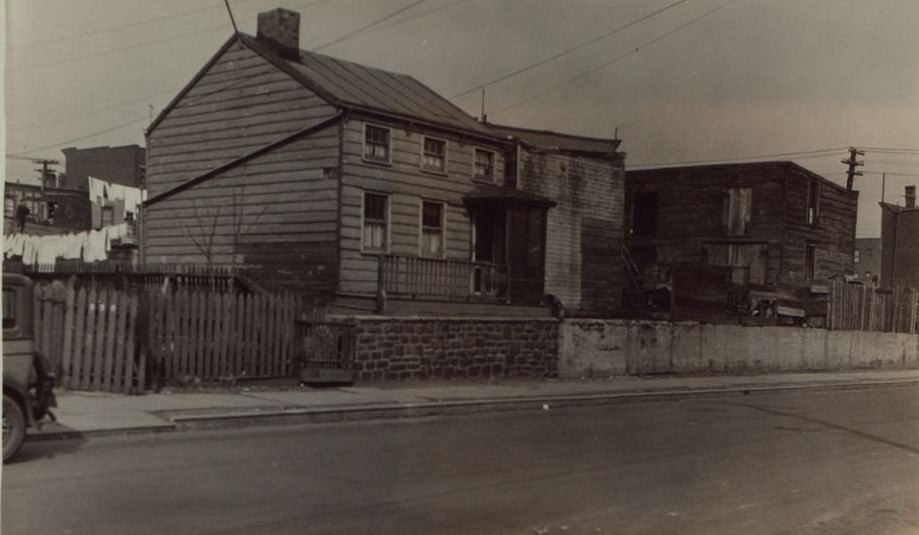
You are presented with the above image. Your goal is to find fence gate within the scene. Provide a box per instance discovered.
[295,316,356,384]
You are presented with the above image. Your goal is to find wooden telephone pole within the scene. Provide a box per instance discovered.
[842,147,864,191]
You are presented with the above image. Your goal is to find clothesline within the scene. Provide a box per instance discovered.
[3,223,130,265]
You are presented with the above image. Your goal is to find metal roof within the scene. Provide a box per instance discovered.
[239,34,494,138]
[486,123,621,154]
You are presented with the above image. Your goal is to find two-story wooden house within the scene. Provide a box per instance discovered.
[625,161,857,292]
[142,7,626,316]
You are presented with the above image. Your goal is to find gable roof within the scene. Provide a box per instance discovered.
[486,122,622,155]
[148,33,496,140]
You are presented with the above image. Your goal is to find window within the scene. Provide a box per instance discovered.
[420,201,445,257]
[854,249,860,264]
[363,124,391,163]
[724,187,752,236]
[703,242,768,285]
[3,289,16,330]
[474,148,495,182]
[101,205,115,227]
[362,192,389,252]
[805,244,817,280]
[422,137,447,173]
[630,191,658,237]
[4,197,14,218]
[807,180,820,225]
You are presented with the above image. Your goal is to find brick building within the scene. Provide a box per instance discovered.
[62,144,146,190]
[853,237,881,284]
[3,181,92,235]
[879,186,919,289]
[626,161,858,291]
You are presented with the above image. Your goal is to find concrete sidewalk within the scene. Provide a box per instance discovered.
[29,369,919,440]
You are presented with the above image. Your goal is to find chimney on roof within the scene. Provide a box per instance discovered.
[257,8,300,60]
[906,185,916,208]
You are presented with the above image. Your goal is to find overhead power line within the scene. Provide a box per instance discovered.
[12,0,341,71]
[364,0,473,35]
[449,0,692,100]
[312,0,432,51]
[9,115,149,158]
[493,0,738,116]
[630,147,848,168]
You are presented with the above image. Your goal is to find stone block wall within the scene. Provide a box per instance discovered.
[350,317,559,381]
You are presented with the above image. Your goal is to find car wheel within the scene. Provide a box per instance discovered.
[3,394,26,463]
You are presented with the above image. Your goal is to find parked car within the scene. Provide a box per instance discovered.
[3,273,56,462]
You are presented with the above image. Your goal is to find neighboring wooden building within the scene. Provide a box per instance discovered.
[487,124,625,315]
[142,7,625,316]
[880,186,919,289]
[625,162,858,301]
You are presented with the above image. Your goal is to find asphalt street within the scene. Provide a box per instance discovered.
[3,385,918,535]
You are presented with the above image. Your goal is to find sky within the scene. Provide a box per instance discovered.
[3,0,919,237]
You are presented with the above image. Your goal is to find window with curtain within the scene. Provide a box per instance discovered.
[362,193,388,252]
[474,148,495,181]
[723,187,752,236]
[421,201,444,257]
[422,137,446,172]
[364,125,391,163]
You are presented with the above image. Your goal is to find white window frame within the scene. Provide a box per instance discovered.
[360,191,391,254]
[362,123,392,165]
[420,136,448,174]
[473,148,497,183]
[418,199,447,259]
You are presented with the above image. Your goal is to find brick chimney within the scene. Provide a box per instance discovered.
[257,8,301,60]
[906,185,916,208]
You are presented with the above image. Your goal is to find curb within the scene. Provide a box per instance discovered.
[27,378,919,440]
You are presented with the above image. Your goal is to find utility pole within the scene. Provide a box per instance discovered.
[842,147,864,191]
[881,173,886,203]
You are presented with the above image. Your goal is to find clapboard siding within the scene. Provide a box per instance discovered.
[337,116,504,295]
[146,40,337,198]
[519,149,625,314]
[145,123,341,295]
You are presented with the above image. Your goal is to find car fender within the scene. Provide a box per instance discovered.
[3,377,36,427]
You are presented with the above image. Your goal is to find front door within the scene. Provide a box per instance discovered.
[507,206,546,304]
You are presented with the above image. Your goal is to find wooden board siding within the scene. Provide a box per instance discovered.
[146,41,338,198]
[338,117,506,295]
[518,149,625,314]
[626,162,858,287]
[626,163,791,286]
[144,128,341,295]
[781,165,858,283]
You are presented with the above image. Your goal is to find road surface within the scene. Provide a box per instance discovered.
[4,386,918,534]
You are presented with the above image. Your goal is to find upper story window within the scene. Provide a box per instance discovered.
[805,244,817,280]
[362,192,389,252]
[4,197,14,218]
[807,180,820,225]
[420,201,445,257]
[724,187,752,236]
[630,191,658,237]
[474,148,496,182]
[422,137,447,173]
[854,249,860,264]
[363,124,391,163]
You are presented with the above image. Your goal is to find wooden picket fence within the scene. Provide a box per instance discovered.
[35,282,143,393]
[33,281,305,393]
[147,290,299,384]
[828,281,919,334]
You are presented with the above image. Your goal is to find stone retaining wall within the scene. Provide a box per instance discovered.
[349,317,559,381]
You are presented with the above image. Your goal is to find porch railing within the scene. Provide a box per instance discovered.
[379,255,508,301]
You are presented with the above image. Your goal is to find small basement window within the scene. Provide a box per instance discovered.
[422,137,447,173]
[362,192,389,252]
[474,148,495,182]
[363,124,391,163]
[420,201,445,257]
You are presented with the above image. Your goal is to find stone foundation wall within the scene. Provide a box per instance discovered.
[350,317,559,381]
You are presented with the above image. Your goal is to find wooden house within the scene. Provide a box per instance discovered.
[142,7,626,316]
[880,186,919,289]
[625,162,858,318]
